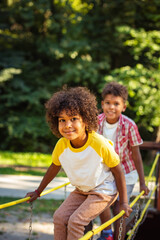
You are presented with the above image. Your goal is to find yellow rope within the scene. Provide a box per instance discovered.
[126,152,159,239]
[92,210,125,235]
[0,182,70,210]
[79,152,160,240]
[146,152,159,186]
[127,184,157,240]
[40,182,70,197]
[79,211,125,240]
[79,194,144,240]
[0,152,159,239]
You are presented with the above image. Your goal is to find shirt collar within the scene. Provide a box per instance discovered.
[99,113,124,126]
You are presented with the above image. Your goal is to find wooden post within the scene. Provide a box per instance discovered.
[155,155,160,211]
[140,141,160,150]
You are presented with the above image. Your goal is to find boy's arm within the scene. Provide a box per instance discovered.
[131,145,149,195]
[111,163,132,217]
[26,163,61,202]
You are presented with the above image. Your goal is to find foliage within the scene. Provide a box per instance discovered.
[104,64,160,132]
[102,24,160,137]
[0,0,160,152]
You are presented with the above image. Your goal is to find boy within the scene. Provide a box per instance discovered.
[97,82,149,240]
[25,86,132,240]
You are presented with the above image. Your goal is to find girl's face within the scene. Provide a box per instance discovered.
[101,94,126,124]
[58,110,88,148]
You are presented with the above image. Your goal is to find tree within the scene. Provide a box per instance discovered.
[0,0,160,152]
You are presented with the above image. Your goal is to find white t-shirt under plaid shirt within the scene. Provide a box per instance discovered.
[52,131,120,195]
[98,113,143,176]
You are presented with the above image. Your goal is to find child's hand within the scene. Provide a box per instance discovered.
[119,203,132,218]
[140,183,149,196]
[25,191,39,203]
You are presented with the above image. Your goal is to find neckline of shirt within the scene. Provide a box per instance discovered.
[68,131,93,152]
[104,120,119,129]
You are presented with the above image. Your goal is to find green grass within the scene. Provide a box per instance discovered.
[0,196,63,215]
[0,167,46,176]
[0,151,51,168]
[0,151,67,177]
[0,166,67,177]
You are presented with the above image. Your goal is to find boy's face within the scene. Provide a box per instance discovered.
[58,110,87,148]
[101,94,126,124]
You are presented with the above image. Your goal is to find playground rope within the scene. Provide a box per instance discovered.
[79,152,159,240]
[126,152,159,239]
[127,184,157,240]
[0,152,159,240]
[0,181,70,210]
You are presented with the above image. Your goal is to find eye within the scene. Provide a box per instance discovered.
[114,102,119,106]
[105,101,110,105]
[71,117,77,122]
[59,119,65,123]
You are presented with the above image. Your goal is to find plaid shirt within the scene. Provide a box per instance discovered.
[98,113,143,174]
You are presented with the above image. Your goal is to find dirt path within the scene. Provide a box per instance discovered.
[0,209,100,240]
[0,210,54,240]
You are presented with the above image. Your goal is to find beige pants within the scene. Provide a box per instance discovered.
[53,189,118,240]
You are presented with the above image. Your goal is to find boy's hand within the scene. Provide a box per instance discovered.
[25,191,39,203]
[140,183,149,196]
[119,203,132,218]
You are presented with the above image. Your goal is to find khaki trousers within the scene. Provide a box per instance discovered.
[53,189,118,240]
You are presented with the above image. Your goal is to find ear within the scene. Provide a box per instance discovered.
[85,125,89,131]
[101,100,104,109]
[122,103,127,112]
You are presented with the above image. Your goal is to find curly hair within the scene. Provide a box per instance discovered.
[102,82,128,102]
[45,86,98,138]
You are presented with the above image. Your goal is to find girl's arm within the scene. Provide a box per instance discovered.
[26,163,61,202]
[110,164,132,217]
[131,145,149,195]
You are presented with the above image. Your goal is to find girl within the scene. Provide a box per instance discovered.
[26,86,132,240]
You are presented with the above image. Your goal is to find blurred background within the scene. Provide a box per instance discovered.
[0,0,160,161]
[0,2,160,239]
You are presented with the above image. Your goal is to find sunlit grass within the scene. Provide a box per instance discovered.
[0,151,67,177]
[0,166,67,177]
[0,196,63,214]
[0,151,51,167]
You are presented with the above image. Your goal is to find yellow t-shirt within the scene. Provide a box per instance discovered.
[52,131,120,195]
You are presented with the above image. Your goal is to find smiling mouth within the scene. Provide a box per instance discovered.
[64,131,75,134]
[107,111,115,115]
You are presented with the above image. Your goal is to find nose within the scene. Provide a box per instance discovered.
[65,120,72,128]
[109,104,114,109]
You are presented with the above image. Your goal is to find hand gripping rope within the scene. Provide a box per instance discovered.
[0,153,159,240]
[0,182,70,210]
[79,152,159,240]
[0,182,70,239]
